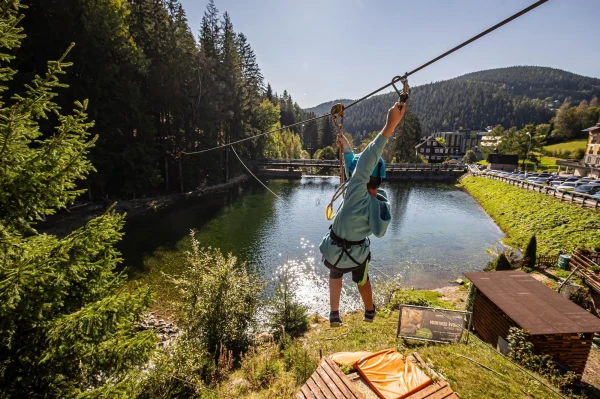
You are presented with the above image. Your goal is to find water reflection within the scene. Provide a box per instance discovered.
[122,177,504,315]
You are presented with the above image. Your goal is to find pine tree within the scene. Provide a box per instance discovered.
[524,235,537,267]
[320,116,335,148]
[392,109,422,162]
[0,3,156,396]
[266,83,274,103]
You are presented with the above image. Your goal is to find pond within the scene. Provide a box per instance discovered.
[122,177,504,314]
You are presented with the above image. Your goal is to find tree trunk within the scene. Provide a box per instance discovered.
[178,157,184,194]
[165,156,170,192]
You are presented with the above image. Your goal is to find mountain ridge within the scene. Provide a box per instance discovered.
[305,66,600,135]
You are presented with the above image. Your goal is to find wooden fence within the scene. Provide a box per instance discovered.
[569,250,600,294]
[471,172,600,210]
[536,254,559,268]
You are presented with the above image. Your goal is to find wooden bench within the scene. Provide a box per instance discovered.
[297,353,459,399]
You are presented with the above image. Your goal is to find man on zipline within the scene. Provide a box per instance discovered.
[319,100,405,327]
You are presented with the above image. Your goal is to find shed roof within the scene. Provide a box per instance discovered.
[464,271,600,335]
[486,154,518,164]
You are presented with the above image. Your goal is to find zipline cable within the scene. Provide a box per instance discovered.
[182,114,328,155]
[343,0,549,112]
[182,0,548,156]
[231,146,281,198]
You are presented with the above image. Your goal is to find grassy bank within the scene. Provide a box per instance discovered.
[224,303,559,399]
[544,139,587,153]
[460,176,600,254]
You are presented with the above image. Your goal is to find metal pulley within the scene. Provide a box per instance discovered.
[391,75,411,111]
[330,103,345,128]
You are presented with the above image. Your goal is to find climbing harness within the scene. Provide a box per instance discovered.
[325,180,347,220]
[326,226,371,286]
[326,226,370,268]
[331,103,346,186]
[325,103,347,220]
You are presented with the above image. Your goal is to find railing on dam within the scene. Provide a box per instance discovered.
[258,159,466,172]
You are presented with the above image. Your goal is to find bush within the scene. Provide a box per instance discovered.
[137,338,216,398]
[174,235,264,362]
[571,148,585,160]
[281,341,318,384]
[524,235,537,267]
[507,328,579,393]
[314,146,337,160]
[462,150,478,164]
[493,253,513,271]
[241,344,282,390]
[267,265,309,340]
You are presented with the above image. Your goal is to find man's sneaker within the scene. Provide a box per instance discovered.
[364,306,376,323]
[329,310,342,327]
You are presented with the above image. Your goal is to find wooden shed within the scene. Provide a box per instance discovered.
[464,271,600,374]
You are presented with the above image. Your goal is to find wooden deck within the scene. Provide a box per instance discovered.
[297,357,365,399]
[297,354,459,399]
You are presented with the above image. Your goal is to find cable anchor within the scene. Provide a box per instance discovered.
[391,75,411,111]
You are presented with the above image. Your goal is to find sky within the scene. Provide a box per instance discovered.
[178,0,600,108]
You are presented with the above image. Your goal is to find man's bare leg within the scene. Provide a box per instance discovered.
[357,280,374,311]
[329,277,343,312]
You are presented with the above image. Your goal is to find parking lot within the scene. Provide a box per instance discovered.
[470,167,600,210]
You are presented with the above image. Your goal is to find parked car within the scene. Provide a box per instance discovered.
[588,181,600,186]
[537,173,553,178]
[574,185,600,195]
[516,174,528,180]
[557,182,578,191]
[577,178,596,184]
[592,192,600,199]
[550,181,563,187]
[526,176,539,182]
[565,177,580,182]
[553,176,569,181]
[533,178,550,185]
[508,173,520,179]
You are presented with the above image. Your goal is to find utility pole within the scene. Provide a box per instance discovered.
[525,131,532,176]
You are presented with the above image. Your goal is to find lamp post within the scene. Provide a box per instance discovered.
[525,131,532,176]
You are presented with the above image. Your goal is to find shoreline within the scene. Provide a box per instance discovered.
[39,174,250,236]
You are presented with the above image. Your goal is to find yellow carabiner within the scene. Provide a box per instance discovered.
[325,203,335,221]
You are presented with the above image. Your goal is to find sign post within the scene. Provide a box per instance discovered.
[396,305,472,344]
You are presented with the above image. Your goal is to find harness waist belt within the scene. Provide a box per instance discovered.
[329,228,366,247]
[328,226,370,268]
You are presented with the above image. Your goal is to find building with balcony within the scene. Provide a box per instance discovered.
[415,136,449,163]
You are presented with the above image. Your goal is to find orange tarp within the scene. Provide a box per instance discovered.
[331,349,432,399]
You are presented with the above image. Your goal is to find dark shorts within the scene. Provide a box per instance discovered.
[324,260,369,284]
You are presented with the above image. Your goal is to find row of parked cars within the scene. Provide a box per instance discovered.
[484,170,600,198]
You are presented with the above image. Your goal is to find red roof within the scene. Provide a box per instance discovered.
[464,271,600,335]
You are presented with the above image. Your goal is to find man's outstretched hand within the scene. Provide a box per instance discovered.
[382,101,406,138]
[336,132,351,151]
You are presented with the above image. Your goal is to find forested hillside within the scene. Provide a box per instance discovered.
[13,0,313,198]
[307,66,600,136]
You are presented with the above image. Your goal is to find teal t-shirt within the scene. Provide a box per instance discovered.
[319,133,392,269]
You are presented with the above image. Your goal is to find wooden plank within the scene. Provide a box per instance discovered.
[310,372,337,399]
[426,386,455,399]
[296,392,307,399]
[319,360,357,399]
[315,366,346,399]
[301,384,315,399]
[306,377,326,399]
[323,357,365,399]
[406,381,449,399]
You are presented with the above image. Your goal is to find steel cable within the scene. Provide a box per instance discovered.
[182,0,548,156]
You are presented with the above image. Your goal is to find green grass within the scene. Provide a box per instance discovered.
[460,176,600,254]
[295,312,559,399]
[544,139,588,153]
